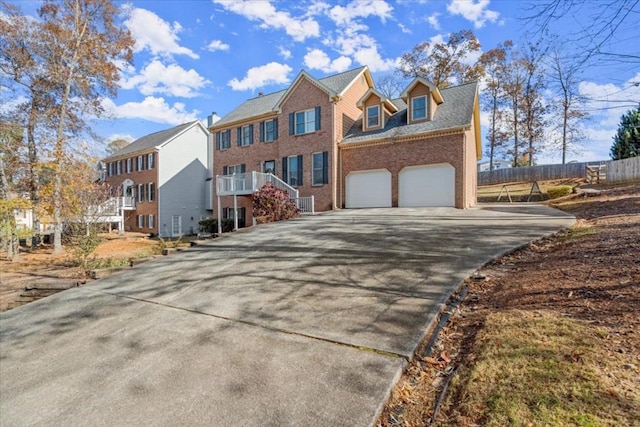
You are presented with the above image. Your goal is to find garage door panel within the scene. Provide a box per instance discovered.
[399,164,455,207]
[346,170,392,208]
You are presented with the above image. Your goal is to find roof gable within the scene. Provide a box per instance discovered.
[400,77,444,104]
[212,66,371,129]
[356,88,399,113]
[105,121,206,160]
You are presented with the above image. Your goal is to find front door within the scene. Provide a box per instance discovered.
[171,215,182,237]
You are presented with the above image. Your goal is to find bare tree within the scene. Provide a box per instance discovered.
[398,30,484,88]
[519,41,548,166]
[376,74,405,99]
[546,49,589,163]
[479,41,513,171]
[523,0,640,65]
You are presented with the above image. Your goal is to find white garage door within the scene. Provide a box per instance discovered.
[346,169,392,208]
[399,163,455,207]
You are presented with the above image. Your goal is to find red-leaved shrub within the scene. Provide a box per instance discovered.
[252,183,300,223]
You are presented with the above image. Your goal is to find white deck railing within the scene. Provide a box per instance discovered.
[217,172,299,199]
[86,197,135,217]
[292,196,315,215]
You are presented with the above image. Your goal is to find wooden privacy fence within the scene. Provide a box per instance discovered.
[607,157,640,183]
[478,161,603,186]
[478,157,640,185]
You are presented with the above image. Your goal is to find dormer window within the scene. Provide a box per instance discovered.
[412,96,427,121]
[367,105,380,128]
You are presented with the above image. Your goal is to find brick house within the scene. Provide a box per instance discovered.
[210,66,480,226]
[102,121,211,237]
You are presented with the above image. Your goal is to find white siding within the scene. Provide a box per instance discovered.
[158,124,210,237]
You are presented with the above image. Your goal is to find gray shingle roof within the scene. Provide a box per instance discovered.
[105,121,199,160]
[341,81,478,145]
[213,66,368,128]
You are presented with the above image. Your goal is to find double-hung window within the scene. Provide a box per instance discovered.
[148,214,155,229]
[259,119,278,142]
[411,96,427,121]
[289,107,321,135]
[137,215,145,228]
[367,105,380,128]
[237,124,253,147]
[282,155,303,187]
[216,130,231,150]
[108,163,114,176]
[116,160,122,175]
[126,158,133,173]
[312,152,329,186]
[147,153,155,169]
[137,155,145,171]
[137,184,145,203]
[147,183,155,202]
[223,164,245,175]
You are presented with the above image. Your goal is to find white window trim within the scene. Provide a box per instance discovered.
[148,214,154,229]
[137,215,144,228]
[147,182,155,202]
[287,155,300,187]
[366,105,380,128]
[265,119,276,142]
[137,156,144,171]
[240,125,252,146]
[220,131,231,150]
[411,95,427,121]
[147,153,155,169]
[312,152,324,186]
[295,109,316,135]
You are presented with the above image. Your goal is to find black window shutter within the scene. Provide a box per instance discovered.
[249,124,254,145]
[315,106,321,130]
[237,127,242,146]
[240,164,246,173]
[223,166,228,175]
[297,154,303,186]
[259,122,265,142]
[216,132,221,150]
[289,113,295,135]
[282,157,288,183]
[274,118,278,140]
[322,151,329,184]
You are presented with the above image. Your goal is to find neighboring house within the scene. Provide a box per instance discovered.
[210,66,481,226]
[102,121,211,237]
[478,159,512,172]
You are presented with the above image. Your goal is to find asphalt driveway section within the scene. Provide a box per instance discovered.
[0,204,574,426]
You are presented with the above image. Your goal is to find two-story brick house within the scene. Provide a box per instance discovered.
[211,66,480,226]
[102,120,211,237]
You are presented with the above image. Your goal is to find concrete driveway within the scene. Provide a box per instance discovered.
[0,205,574,426]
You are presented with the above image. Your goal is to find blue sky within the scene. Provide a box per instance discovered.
[9,0,640,163]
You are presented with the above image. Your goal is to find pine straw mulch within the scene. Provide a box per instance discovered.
[378,181,640,426]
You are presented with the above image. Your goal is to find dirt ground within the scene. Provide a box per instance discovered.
[379,181,640,426]
[0,233,158,312]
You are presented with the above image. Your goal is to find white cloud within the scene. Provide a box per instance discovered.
[353,46,397,72]
[398,23,411,34]
[228,62,293,91]
[207,39,230,52]
[120,60,209,98]
[329,0,393,26]
[123,6,198,59]
[102,96,199,125]
[304,49,352,73]
[278,46,292,60]
[213,0,319,42]
[447,0,499,29]
[427,12,441,30]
